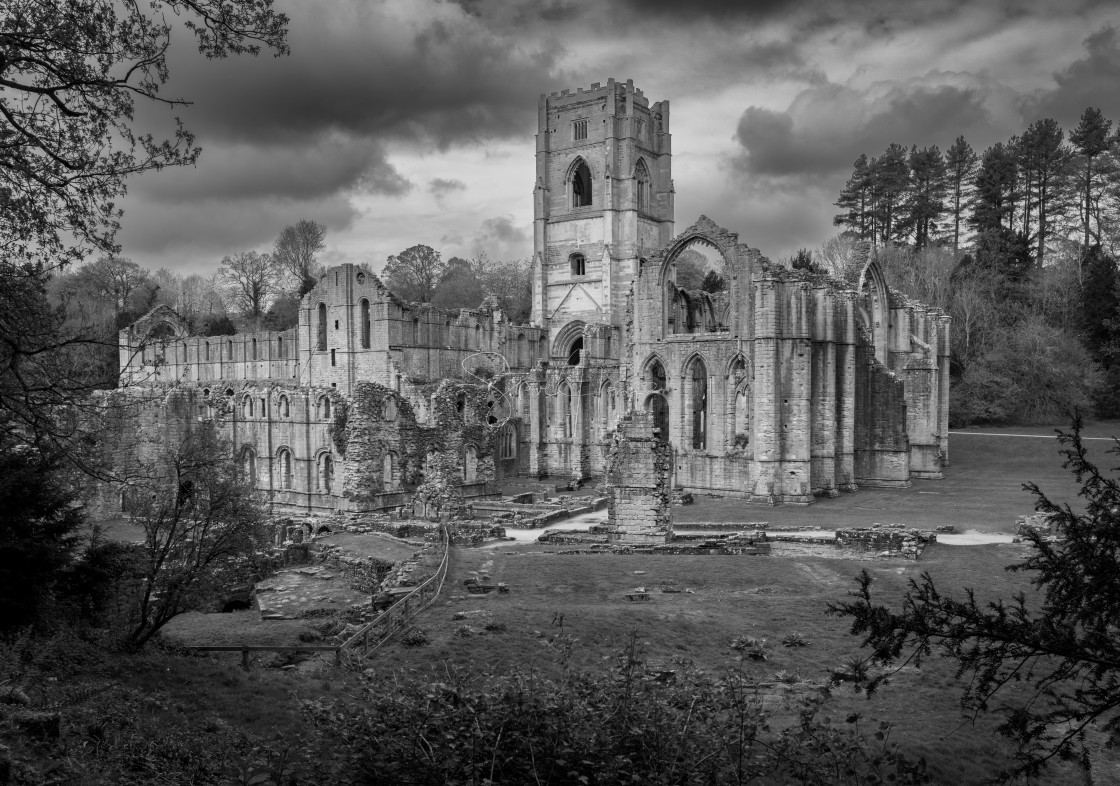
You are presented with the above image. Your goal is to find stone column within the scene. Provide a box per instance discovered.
[779,281,812,504]
[751,275,781,503]
[810,285,838,497]
[937,313,952,467]
[835,291,858,492]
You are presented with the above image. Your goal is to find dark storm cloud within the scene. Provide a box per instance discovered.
[117,191,359,263]
[734,80,998,178]
[1022,26,1120,127]
[168,2,566,150]
[137,136,410,202]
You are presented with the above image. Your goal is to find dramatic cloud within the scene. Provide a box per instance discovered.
[109,0,1120,275]
[166,0,566,149]
[1022,26,1120,126]
[734,74,1010,179]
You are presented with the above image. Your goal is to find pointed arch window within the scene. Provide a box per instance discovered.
[635,158,651,213]
[571,158,592,208]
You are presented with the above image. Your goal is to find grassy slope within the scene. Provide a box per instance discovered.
[13,427,1115,783]
[372,541,1076,783]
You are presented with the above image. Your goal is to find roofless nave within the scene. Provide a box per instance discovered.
[107,78,950,517]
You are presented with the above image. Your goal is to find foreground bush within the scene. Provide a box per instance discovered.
[306,639,929,785]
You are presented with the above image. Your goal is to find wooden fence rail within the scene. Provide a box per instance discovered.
[340,523,451,657]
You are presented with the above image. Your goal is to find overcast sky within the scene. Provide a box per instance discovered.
[116,0,1120,277]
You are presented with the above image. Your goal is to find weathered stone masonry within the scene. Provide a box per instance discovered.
[110,78,948,516]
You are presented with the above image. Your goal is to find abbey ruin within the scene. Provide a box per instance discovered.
[112,79,950,517]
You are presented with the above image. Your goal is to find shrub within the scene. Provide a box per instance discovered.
[483,620,507,633]
[731,635,770,661]
[309,640,929,785]
[400,627,429,646]
[782,632,811,648]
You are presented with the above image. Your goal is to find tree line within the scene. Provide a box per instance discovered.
[824,106,1120,425]
[833,107,1118,264]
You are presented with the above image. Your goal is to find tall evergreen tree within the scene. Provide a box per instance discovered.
[944,136,978,251]
[1069,107,1113,251]
[903,145,947,249]
[972,142,1019,234]
[1019,118,1070,268]
[869,143,910,245]
[833,154,874,241]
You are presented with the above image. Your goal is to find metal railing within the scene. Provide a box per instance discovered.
[339,522,451,657]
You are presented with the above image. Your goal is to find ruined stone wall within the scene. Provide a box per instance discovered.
[603,410,672,543]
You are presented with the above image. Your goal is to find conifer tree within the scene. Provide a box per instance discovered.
[833,154,874,241]
[1019,119,1071,268]
[1070,107,1114,251]
[902,145,947,249]
[869,143,910,245]
[942,137,977,251]
[972,142,1019,234]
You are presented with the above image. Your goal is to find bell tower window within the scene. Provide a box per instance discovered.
[570,253,586,277]
[572,119,587,141]
[571,158,592,208]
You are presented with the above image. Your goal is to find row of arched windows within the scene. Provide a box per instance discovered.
[640,355,751,451]
[153,335,291,364]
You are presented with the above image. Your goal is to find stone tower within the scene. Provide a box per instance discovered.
[531,79,674,335]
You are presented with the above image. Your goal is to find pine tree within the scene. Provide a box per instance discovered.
[1069,107,1113,251]
[869,143,910,245]
[972,142,1018,234]
[833,154,873,241]
[944,136,978,251]
[1019,118,1071,268]
[903,145,947,249]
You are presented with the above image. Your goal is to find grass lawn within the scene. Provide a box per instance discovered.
[316,531,423,562]
[367,537,1085,783]
[676,418,1120,532]
[161,610,324,647]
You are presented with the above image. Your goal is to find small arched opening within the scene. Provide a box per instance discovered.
[360,298,371,349]
[317,452,334,493]
[383,451,399,491]
[277,448,293,490]
[317,303,327,351]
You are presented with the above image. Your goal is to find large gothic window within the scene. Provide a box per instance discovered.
[634,158,650,213]
[571,158,592,207]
